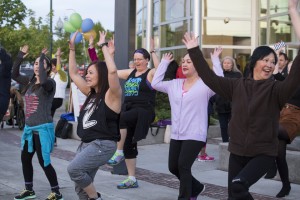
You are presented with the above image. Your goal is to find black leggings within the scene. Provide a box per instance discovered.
[169,139,206,200]
[228,153,275,200]
[22,133,59,188]
[277,125,291,187]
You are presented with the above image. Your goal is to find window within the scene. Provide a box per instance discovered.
[203,0,251,18]
[270,0,288,15]
[269,15,292,44]
[160,21,188,47]
[202,20,251,46]
[161,0,188,22]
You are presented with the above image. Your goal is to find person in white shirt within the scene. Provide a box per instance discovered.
[50,48,68,118]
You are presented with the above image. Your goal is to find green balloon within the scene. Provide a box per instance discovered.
[69,13,82,29]
[64,21,76,33]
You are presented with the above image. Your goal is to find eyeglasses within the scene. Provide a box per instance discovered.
[133,58,145,62]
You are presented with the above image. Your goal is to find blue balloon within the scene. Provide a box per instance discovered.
[81,18,94,33]
[70,32,83,44]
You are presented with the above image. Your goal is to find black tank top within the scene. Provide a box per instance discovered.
[124,69,156,107]
[77,98,120,143]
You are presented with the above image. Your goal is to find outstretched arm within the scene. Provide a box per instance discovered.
[88,35,99,62]
[151,52,173,93]
[98,31,122,113]
[69,31,90,96]
[12,45,30,85]
[289,0,300,40]
[210,46,224,77]
[150,38,160,68]
[182,32,233,99]
[39,48,54,92]
[55,47,68,82]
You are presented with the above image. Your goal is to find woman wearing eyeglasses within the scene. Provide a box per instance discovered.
[109,48,158,189]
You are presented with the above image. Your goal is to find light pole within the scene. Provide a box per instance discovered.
[56,17,64,36]
[50,0,53,57]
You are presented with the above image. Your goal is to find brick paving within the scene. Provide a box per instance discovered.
[0,130,279,200]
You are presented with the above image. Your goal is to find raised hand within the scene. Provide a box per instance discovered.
[150,37,155,52]
[69,31,78,50]
[55,47,63,57]
[20,45,29,58]
[89,35,95,48]
[108,36,115,55]
[182,32,199,49]
[41,48,48,55]
[162,52,174,62]
[97,31,107,47]
[210,46,223,58]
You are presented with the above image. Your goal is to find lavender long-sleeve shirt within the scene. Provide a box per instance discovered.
[151,59,223,142]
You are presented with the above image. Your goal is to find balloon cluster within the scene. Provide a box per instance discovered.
[64,13,96,44]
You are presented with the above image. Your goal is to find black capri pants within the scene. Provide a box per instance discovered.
[120,106,154,159]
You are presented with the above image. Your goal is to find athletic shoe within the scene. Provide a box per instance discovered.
[14,189,36,200]
[197,153,215,162]
[117,178,139,189]
[45,192,63,200]
[190,183,205,200]
[107,152,125,165]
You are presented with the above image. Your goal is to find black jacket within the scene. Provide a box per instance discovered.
[215,71,242,113]
[188,46,300,157]
[0,47,13,116]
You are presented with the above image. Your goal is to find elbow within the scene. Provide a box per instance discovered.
[109,69,118,75]
[151,82,157,89]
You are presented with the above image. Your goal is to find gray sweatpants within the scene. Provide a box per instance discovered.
[67,139,116,200]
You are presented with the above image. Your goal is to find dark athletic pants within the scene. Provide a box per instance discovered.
[169,139,206,200]
[277,125,291,188]
[22,133,59,189]
[228,153,275,199]
[218,112,231,142]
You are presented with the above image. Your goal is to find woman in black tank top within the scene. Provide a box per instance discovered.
[67,31,122,200]
[106,47,159,189]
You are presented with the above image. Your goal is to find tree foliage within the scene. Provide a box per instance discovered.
[0,0,27,28]
[0,2,114,71]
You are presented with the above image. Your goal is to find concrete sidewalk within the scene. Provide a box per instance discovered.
[1,125,300,200]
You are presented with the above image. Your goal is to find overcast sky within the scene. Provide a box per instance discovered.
[22,0,115,31]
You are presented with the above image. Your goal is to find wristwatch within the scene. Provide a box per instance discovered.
[99,42,108,49]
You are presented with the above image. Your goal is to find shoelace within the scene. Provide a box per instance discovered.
[20,189,28,195]
[112,153,122,159]
[47,192,56,199]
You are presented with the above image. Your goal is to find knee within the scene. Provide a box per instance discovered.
[230,178,253,200]
[123,144,138,159]
[67,162,78,180]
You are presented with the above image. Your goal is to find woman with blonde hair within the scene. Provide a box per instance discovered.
[212,53,242,142]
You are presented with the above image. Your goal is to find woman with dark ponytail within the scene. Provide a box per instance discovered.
[12,45,63,200]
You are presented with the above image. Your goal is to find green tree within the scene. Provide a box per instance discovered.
[0,0,27,28]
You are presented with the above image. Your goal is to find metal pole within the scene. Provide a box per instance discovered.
[193,0,201,47]
[50,0,53,57]
[146,0,153,53]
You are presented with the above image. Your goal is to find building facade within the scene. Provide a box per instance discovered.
[115,0,298,72]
